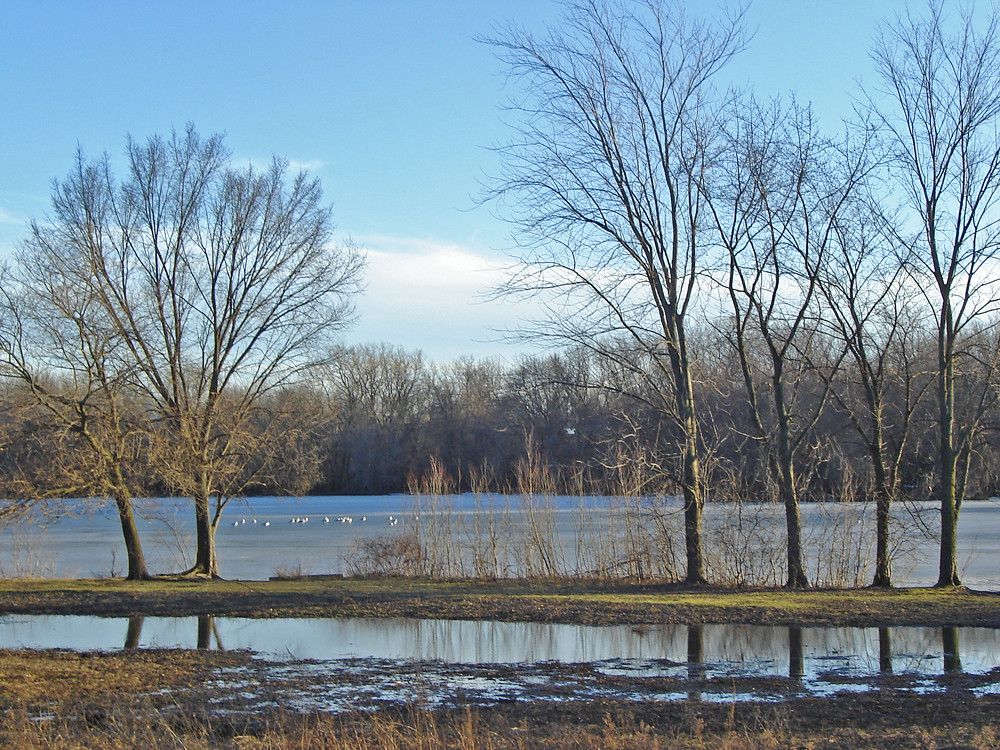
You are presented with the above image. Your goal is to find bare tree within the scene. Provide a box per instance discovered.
[0,261,153,579]
[486,0,746,583]
[813,192,932,587]
[19,125,365,577]
[703,96,869,587]
[868,1,1000,586]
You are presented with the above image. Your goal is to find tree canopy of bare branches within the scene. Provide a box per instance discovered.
[8,125,365,577]
[869,0,1000,586]
[486,0,747,584]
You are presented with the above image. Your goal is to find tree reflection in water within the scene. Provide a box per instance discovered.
[122,615,223,651]
[878,626,892,674]
[1,616,996,689]
[788,627,803,681]
[124,616,144,650]
[943,626,961,673]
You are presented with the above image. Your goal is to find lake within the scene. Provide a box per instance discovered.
[3,495,999,588]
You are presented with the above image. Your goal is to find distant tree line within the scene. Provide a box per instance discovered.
[4,330,1000,503]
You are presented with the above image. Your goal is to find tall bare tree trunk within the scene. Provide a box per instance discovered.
[113,493,150,580]
[868,1,1000,589]
[680,403,704,585]
[671,331,705,584]
[191,485,219,578]
[872,481,893,588]
[937,351,960,587]
[487,1,746,588]
[190,468,219,578]
[774,375,808,588]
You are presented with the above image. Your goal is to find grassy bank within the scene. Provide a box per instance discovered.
[0,576,997,626]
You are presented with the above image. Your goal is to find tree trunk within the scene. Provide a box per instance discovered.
[780,461,808,588]
[937,469,961,587]
[675,362,705,585]
[872,489,893,588]
[113,493,150,581]
[774,376,808,588]
[871,455,893,588]
[192,491,219,578]
[682,435,705,585]
[936,351,962,587]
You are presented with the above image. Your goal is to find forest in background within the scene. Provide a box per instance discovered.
[1,334,998,505]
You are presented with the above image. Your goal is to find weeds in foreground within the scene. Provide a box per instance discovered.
[272,560,311,580]
[3,701,1000,750]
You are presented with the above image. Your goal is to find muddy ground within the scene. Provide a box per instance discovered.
[2,648,999,749]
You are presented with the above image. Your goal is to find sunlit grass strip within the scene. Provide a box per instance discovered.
[0,578,996,627]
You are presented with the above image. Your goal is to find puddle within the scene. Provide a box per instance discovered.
[4,616,999,711]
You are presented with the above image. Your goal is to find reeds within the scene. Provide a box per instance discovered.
[346,444,886,586]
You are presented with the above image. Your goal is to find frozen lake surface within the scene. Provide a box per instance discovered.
[3,495,1000,589]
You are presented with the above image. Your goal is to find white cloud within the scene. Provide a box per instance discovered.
[0,207,22,224]
[362,234,503,296]
[345,234,526,362]
[288,159,325,173]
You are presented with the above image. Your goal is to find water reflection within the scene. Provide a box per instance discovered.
[4,616,999,708]
[2,616,998,682]
[686,624,704,699]
[789,627,803,681]
[943,626,961,673]
[879,626,892,674]
[123,614,224,651]
[197,615,223,651]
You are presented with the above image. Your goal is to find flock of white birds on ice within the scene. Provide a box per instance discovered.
[231,515,402,528]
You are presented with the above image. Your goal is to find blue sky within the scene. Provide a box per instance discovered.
[0,0,911,362]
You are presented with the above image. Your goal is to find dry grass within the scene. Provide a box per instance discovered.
[3,698,1000,750]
